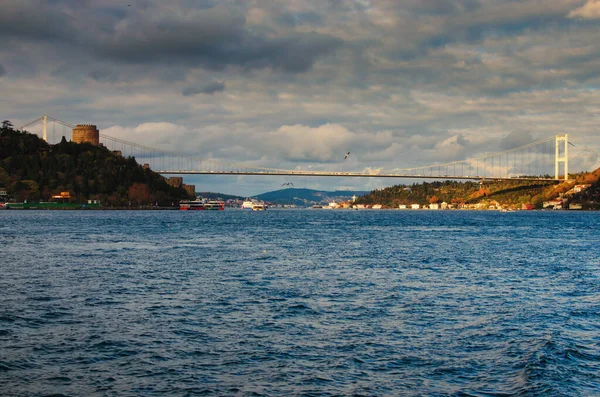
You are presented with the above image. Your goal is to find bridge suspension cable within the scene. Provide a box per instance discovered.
[17,115,569,181]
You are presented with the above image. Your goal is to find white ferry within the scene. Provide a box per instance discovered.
[241,199,254,210]
[252,202,266,211]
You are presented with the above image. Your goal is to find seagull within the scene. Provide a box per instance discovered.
[282,182,294,186]
[344,152,350,160]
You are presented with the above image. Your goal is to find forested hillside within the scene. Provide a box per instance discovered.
[356,171,600,209]
[0,121,192,206]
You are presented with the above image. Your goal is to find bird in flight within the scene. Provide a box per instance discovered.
[282,182,294,186]
[344,152,350,160]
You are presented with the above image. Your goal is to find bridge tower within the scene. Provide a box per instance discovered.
[42,115,47,142]
[555,134,568,180]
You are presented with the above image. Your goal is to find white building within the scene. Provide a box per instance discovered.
[573,184,590,193]
[429,203,440,210]
[543,199,563,209]
[411,203,420,209]
[398,204,407,209]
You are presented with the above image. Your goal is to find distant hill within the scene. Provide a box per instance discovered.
[196,192,244,200]
[255,188,368,206]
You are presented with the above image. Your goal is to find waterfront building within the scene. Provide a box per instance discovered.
[573,184,590,193]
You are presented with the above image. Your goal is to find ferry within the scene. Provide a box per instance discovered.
[252,202,266,211]
[241,198,267,210]
[180,198,225,211]
[205,200,225,210]
[241,199,254,210]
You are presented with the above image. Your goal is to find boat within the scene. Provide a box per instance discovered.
[204,200,225,210]
[179,199,206,210]
[241,199,254,210]
[241,198,267,210]
[252,201,266,211]
[2,201,100,210]
[180,198,225,211]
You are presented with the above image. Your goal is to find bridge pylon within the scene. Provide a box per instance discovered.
[42,115,47,142]
[555,134,568,180]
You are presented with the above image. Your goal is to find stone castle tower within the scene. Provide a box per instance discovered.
[72,124,100,146]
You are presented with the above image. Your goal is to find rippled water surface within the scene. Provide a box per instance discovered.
[1,210,599,396]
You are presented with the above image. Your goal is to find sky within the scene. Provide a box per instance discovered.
[2,0,600,196]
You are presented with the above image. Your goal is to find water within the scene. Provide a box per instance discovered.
[1,210,599,396]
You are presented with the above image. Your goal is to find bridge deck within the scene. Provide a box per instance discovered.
[156,170,559,182]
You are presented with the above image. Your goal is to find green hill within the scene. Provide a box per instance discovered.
[196,192,244,201]
[356,172,600,210]
[0,121,193,206]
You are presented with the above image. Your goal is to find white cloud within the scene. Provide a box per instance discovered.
[568,0,600,19]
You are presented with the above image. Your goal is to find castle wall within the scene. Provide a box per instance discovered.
[72,125,100,146]
[183,184,196,196]
[168,177,183,188]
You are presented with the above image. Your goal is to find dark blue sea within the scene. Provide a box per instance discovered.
[1,209,599,396]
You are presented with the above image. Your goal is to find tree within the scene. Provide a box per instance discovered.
[1,120,13,129]
[0,167,10,186]
[128,182,151,205]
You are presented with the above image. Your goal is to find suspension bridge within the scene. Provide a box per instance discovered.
[19,116,570,182]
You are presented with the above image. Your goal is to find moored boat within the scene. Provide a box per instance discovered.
[204,200,225,210]
[241,199,254,210]
[180,198,225,211]
[179,199,205,210]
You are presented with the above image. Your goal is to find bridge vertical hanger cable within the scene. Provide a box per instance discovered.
[18,115,566,181]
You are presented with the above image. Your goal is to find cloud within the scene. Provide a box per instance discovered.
[267,124,396,163]
[0,1,77,42]
[3,0,600,196]
[267,124,357,162]
[568,0,600,19]
[0,64,5,77]
[569,146,600,171]
[0,2,342,74]
[88,69,118,83]
[277,11,323,27]
[500,130,534,151]
[182,81,225,96]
